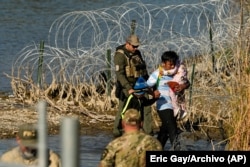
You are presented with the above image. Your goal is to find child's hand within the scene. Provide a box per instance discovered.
[153,90,161,99]
[175,84,186,92]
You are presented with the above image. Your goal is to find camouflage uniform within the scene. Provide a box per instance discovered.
[100,131,162,167]
[100,109,162,167]
[0,147,61,167]
[0,123,61,167]
[113,35,152,137]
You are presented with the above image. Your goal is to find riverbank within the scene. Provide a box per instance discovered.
[0,92,114,139]
[0,91,226,144]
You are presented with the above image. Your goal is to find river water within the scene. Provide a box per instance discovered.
[0,132,226,167]
[0,0,227,166]
[0,132,112,167]
[0,0,207,93]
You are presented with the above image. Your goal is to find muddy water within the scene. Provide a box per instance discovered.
[0,132,112,167]
[0,131,226,167]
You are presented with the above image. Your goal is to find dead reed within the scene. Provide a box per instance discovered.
[3,0,250,149]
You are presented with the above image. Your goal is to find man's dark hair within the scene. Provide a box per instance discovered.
[161,51,179,65]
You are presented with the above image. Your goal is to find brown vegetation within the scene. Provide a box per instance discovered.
[1,0,249,150]
[0,92,113,139]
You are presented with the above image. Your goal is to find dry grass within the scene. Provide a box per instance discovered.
[184,47,250,150]
[0,93,114,139]
[223,0,250,150]
[2,0,250,149]
[223,48,250,150]
[179,0,250,150]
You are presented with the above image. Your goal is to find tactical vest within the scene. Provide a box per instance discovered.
[116,49,148,79]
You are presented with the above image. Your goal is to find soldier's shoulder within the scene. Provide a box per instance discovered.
[49,149,61,166]
[116,49,125,54]
[107,136,125,147]
[114,49,126,59]
[0,147,19,162]
[142,135,162,150]
[1,147,18,155]
[49,149,60,159]
[144,134,160,142]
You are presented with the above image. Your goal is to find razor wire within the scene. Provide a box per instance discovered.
[11,0,243,88]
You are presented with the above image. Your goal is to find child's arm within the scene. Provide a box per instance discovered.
[173,63,190,91]
[146,70,161,99]
[162,65,178,75]
[142,96,158,106]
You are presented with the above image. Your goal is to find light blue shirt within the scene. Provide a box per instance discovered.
[147,69,173,111]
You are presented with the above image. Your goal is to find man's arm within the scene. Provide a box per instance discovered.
[98,147,115,167]
[48,150,62,167]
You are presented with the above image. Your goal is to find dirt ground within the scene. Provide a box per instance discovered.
[0,92,225,142]
[0,92,114,139]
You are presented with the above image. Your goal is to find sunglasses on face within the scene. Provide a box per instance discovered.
[130,44,139,49]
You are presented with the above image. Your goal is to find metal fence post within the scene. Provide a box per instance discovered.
[37,41,44,87]
[61,117,80,167]
[189,64,195,107]
[37,100,48,167]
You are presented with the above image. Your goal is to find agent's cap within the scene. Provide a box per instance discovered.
[133,77,148,95]
[17,123,38,147]
[123,109,141,125]
[126,34,140,46]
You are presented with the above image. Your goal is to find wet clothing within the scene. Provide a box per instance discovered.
[0,146,61,167]
[113,45,152,137]
[99,131,162,167]
[147,68,177,148]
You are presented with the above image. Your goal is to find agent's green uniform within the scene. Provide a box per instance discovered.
[100,131,162,167]
[113,44,152,137]
[0,147,61,167]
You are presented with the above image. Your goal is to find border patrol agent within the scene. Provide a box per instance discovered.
[0,123,61,167]
[113,34,152,137]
